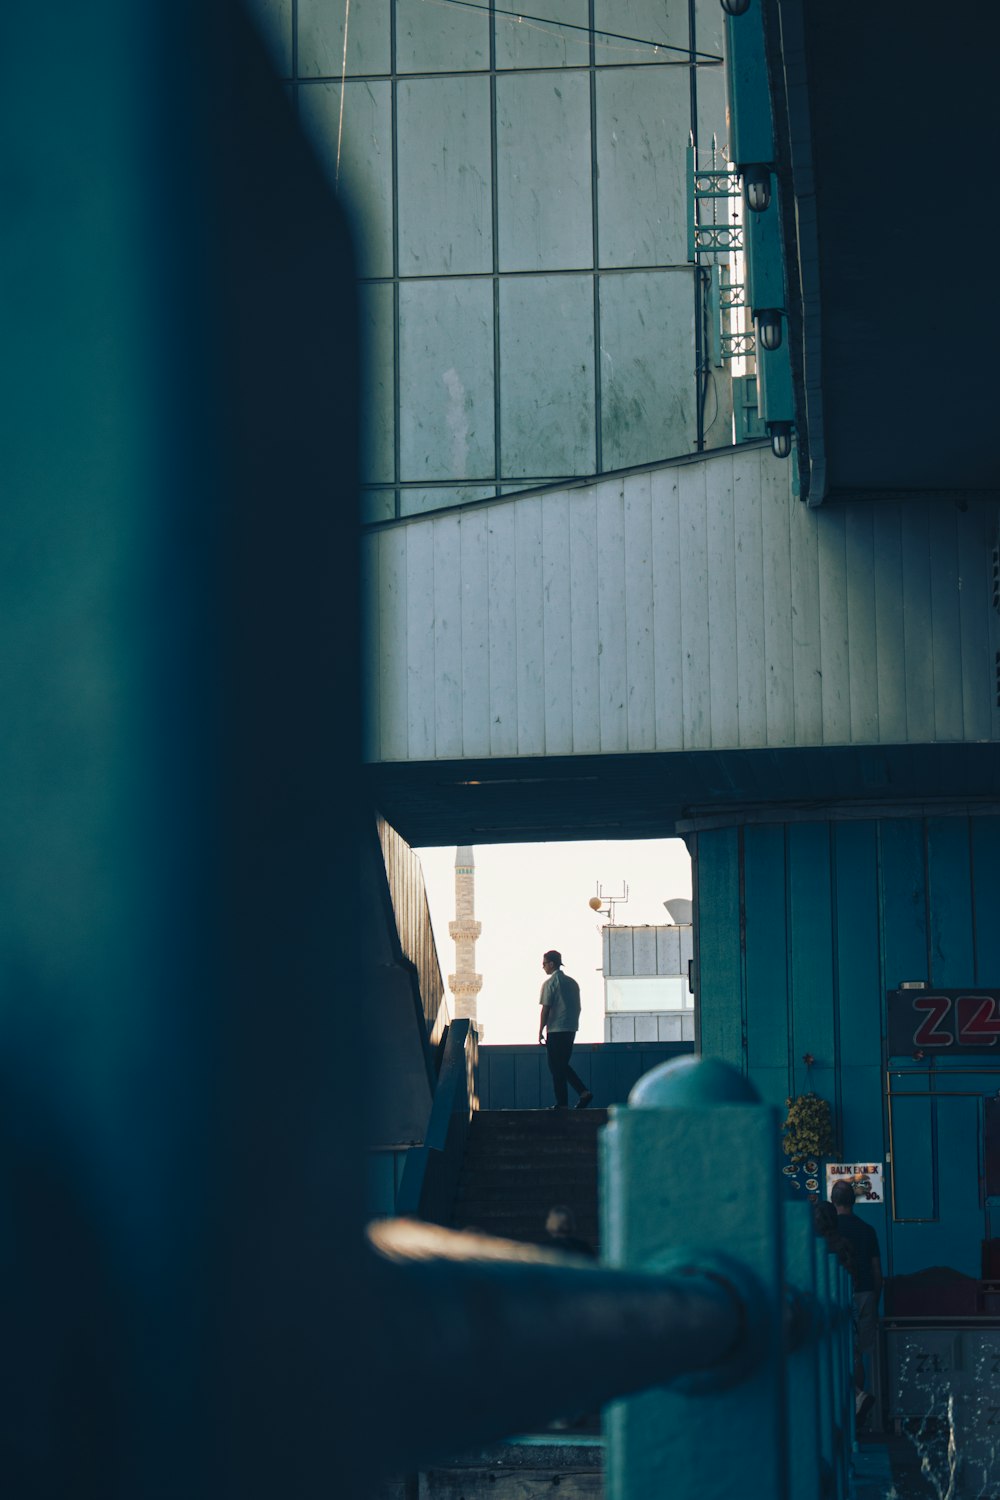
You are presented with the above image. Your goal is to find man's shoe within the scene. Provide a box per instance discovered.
[576,1091,594,1109]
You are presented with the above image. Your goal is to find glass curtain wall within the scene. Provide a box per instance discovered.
[246,0,730,522]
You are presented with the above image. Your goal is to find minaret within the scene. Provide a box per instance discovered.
[448,845,482,1029]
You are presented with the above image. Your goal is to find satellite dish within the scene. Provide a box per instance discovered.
[588,896,603,911]
[664,898,693,924]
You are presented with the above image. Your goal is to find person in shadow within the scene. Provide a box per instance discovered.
[538,950,593,1110]
[544,1204,596,1258]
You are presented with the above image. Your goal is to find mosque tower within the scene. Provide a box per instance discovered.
[448,845,482,1030]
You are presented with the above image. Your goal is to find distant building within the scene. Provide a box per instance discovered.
[448,845,482,1031]
[602,922,695,1044]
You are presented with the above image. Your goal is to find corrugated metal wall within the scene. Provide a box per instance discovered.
[376,814,449,1047]
[692,812,1000,1279]
[364,448,1000,765]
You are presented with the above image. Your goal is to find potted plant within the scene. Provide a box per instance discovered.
[781,1062,835,1198]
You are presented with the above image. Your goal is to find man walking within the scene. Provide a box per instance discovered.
[538,950,593,1110]
[830,1178,882,1426]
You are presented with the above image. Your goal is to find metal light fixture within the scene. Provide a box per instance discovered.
[720,0,751,11]
[742,165,771,212]
[768,422,792,459]
[755,309,783,351]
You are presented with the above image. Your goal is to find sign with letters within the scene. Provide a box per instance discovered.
[825,1163,884,1203]
[888,988,1000,1056]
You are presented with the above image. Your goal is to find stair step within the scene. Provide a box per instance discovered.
[470,1112,608,1127]
[377,1438,604,1500]
[449,1106,603,1257]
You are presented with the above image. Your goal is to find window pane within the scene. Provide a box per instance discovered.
[399,280,495,482]
[606,975,690,1012]
[496,73,593,272]
[396,0,489,71]
[600,270,696,467]
[594,0,688,66]
[495,0,590,70]
[359,283,394,484]
[397,77,493,276]
[596,68,690,268]
[299,81,393,278]
[499,275,595,477]
[298,0,390,77]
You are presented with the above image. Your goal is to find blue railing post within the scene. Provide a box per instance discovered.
[813,1232,858,1498]
[783,1203,823,1500]
[835,1260,856,1487]
[813,1236,837,1491]
[601,1056,788,1500]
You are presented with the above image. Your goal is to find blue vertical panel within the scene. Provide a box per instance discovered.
[743,824,791,1110]
[879,818,929,1002]
[833,822,881,1067]
[694,829,745,1066]
[972,817,1000,983]
[927,817,975,989]
[515,1050,542,1108]
[589,1047,618,1106]
[478,1046,491,1107]
[833,823,888,1257]
[891,1096,982,1278]
[367,1152,397,1217]
[613,1048,644,1102]
[787,824,835,1097]
[889,1086,936,1224]
[932,1097,983,1277]
[489,1050,516,1109]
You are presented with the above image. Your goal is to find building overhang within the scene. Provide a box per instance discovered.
[367,744,1000,848]
[763,0,996,506]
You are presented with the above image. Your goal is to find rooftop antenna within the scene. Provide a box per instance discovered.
[587,881,628,926]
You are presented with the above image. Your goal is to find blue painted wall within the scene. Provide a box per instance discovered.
[478,1042,693,1112]
[691,814,1000,1284]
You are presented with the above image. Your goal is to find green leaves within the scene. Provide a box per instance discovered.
[781,1091,834,1163]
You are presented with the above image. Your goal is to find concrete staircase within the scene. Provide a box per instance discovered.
[378,1109,609,1499]
[451,1107,609,1250]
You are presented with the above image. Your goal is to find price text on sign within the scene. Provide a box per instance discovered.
[887,989,1000,1056]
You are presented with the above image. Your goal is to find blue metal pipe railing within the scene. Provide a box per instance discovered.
[395,1018,478,1222]
[366,1056,858,1496]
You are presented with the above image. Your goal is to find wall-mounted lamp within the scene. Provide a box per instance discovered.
[755,309,783,351]
[720,0,751,13]
[768,421,792,459]
[742,165,771,212]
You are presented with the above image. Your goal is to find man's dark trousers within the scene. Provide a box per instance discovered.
[546,1031,586,1106]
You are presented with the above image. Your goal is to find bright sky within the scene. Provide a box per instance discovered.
[414,839,692,1044]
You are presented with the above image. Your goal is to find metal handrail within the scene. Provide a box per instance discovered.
[367,1219,751,1470]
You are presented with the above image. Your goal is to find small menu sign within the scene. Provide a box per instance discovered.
[825,1163,884,1203]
